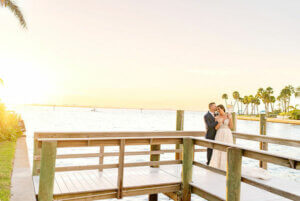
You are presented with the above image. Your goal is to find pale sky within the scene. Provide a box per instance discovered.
[0,0,299,110]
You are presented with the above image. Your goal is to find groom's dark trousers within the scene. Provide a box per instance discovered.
[204,112,218,165]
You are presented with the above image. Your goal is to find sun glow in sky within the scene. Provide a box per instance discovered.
[1,0,300,110]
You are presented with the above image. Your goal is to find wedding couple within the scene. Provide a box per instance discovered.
[204,102,271,180]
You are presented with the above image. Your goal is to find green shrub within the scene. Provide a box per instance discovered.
[0,103,23,141]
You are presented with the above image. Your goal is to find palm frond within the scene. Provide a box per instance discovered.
[4,0,27,29]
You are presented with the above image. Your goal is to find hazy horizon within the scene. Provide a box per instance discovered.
[1,0,300,110]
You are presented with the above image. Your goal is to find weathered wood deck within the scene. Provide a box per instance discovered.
[32,164,299,201]
[32,130,300,201]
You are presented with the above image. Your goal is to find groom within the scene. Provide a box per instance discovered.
[204,102,218,165]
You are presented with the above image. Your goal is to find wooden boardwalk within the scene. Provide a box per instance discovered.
[32,131,300,201]
[32,164,300,201]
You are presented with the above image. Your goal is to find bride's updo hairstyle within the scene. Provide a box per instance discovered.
[217,104,226,113]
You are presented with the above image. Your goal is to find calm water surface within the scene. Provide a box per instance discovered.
[13,106,300,201]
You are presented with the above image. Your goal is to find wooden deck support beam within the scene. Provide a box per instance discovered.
[38,141,57,201]
[259,114,268,169]
[117,139,125,199]
[182,138,194,201]
[226,147,242,201]
[176,110,184,160]
[32,133,41,176]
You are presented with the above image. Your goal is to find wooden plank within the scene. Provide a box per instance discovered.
[35,149,183,160]
[232,132,300,147]
[60,173,78,192]
[35,131,203,139]
[41,160,181,173]
[193,138,300,169]
[117,139,125,198]
[226,147,242,201]
[182,138,194,201]
[36,131,300,147]
[38,141,57,201]
[67,173,87,192]
[84,170,117,190]
[38,137,183,148]
[53,189,117,201]
[123,184,181,197]
[55,174,70,194]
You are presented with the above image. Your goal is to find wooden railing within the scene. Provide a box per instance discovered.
[33,131,300,201]
[32,130,300,177]
[190,137,300,201]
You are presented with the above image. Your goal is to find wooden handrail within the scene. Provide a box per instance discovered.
[37,137,183,148]
[192,138,300,169]
[35,136,299,170]
[34,131,300,147]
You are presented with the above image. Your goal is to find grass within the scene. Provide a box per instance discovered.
[0,141,16,201]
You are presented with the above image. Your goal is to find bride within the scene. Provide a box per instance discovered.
[209,104,271,180]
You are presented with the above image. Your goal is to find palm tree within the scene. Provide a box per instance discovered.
[222,94,228,108]
[279,85,295,113]
[232,91,240,112]
[254,98,260,114]
[243,96,249,115]
[1,0,27,28]
[239,97,244,114]
[256,87,273,115]
[248,95,255,115]
[269,96,276,113]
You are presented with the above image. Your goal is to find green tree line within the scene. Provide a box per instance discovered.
[222,85,300,120]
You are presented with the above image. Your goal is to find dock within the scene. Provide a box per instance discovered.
[31,131,300,201]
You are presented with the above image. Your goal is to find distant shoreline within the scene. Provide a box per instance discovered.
[13,104,206,112]
[237,116,300,125]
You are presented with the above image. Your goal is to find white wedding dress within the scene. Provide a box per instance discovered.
[209,119,271,180]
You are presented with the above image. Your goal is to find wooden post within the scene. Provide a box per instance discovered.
[149,140,160,200]
[226,147,242,201]
[148,194,158,201]
[32,133,41,176]
[176,110,184,160]
[182,138,194,201]
[99,146,104,171]
[231,112,237,144]
[259,114,268,169]
[38,141,57,201]
[117,139,125,199]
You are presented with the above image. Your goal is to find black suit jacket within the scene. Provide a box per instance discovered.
[204,112,218,140]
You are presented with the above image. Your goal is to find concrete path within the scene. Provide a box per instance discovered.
[10,135,36,201]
